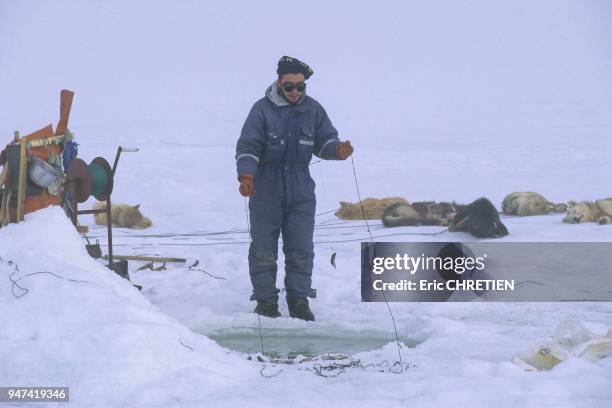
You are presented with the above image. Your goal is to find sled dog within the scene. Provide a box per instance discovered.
[562,199,612,225]
[449,197,508,238]
[502,192,567,216]
[382,201,463,227]
[93,201,153,229]
[336,197,408,220]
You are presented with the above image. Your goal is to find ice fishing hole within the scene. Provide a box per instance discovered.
[204,327,420,359]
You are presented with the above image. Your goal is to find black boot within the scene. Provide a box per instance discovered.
[287,298,315,321]
[253,298,281,318]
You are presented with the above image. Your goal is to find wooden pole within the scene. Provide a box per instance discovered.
[104,255,187,263]
[16,131,26,222]
[56,90,74,136]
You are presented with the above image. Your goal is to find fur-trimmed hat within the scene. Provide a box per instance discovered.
[276,56,313,79]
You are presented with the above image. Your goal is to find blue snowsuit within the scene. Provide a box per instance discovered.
[236,83,341,302]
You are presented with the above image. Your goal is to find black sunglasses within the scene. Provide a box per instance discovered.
[281,81,306,93]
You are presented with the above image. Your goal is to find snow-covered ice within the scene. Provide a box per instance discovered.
[2,209,612,407]
[1,0,612,407]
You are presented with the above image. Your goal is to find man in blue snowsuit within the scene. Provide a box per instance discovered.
[236,56,353,321]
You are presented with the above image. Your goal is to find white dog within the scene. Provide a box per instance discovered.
[563,199,612,225]
[93,201,153,229]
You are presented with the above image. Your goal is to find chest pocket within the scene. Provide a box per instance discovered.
[265,132,286,163]
[297,128,315,164]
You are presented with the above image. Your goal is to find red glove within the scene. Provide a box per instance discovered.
[239,173,255,197]
[335,140,353,160]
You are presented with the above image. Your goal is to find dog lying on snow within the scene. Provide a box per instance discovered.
[563,199,612,225]
[382,201,463,227]
[93,201,153,229]
[335,197,409,220]
[383,198,508,238]
[502,192,567,216]
[449,198,509,238]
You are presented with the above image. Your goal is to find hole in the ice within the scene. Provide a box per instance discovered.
[204,327,420,359]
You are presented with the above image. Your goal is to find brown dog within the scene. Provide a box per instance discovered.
[502,192,567,216]
[335,197,409,220]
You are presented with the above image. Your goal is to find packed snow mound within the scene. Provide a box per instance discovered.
[0,207,254,407]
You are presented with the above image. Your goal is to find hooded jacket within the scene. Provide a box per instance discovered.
[236,82,341,181]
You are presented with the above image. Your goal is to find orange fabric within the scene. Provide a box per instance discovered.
[10,192,61,222]
[23,124,62,161]
[14,124,63,218]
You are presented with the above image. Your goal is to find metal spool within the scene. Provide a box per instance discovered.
[90,157,113,201]
[66,157,113,203]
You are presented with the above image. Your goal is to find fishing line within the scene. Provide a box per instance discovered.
[87,220,381,240]
[349,154,404,372]
[315,208,338,217]
[257,313,265,355]
[315,160,336,267]
[97,228,449,248]
[178,338,194,351]
[253,353,413,377]
[245,196,265,356]
[244,197,252,243]
[3,257,96,299]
